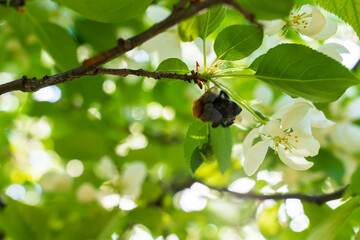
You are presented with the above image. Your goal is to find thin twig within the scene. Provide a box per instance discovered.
[216,185,348,205]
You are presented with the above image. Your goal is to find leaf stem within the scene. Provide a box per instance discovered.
[203,39,207,72]
[210,73,255,78]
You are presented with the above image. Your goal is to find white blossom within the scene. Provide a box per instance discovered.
[317,43,349,62]
[243,99,334,176]
[261,5,337,40]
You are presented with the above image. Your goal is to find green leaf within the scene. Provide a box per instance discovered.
[53,0,152,23]
[235,0,294,20]
[191,146,205,174]
[249,54,265,71]
[178,6,226,42]
[156,58,190,81]
[210,127,232,173]
[156,58,190,74]
[307,197,360,240]
[184,121,209,174]
[178,17,199,42]
[214,25,263,61]
[313,0,360,38]
[255,44,359,103]
[75,19,117,52]
[198,5,226,40]
[33,22,78,71]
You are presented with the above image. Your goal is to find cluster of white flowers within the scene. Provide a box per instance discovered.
[242,98,334,176]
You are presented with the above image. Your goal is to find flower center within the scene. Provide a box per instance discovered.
[289,7,312,31]
[272,132,299,154]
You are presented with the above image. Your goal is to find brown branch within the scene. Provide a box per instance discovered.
[0,0,261,95]
[216,185,348,205]
[94,68,196,81]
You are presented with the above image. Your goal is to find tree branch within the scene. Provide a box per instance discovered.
[93,68,198,81]
[216,185,348,205]
[0,0,261,95]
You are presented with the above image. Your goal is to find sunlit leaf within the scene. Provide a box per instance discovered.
[198,5,226,40]
[255,44,359,102]
[214,25,263,61]
[178,17,199,42]
[178,5,226,42]
[156,58,191,81]
[156,58,190,74]
[313,0,360,38]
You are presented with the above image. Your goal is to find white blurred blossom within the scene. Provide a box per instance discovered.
[76,183,97,203]
[39,172,72,192]
[121,161,147,198]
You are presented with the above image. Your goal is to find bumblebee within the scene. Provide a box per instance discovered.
[192,87,242,128]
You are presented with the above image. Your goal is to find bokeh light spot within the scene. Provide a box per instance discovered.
[33,86,62,103]
[6,184,26,201]
[66,159,84,177]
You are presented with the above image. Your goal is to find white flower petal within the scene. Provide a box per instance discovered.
[311,19,337,40]
[278,148,314,170]
[347,97,360,120]
[332,122,360,152]
[318,43,349,62]
[281,102,313,130]
[264,120,284,137]
[293,114,312,135]
[243,128,260,154]
[260,19,286,36]
[297,7,326,36]
[289,131,320,156]
[254,84,274,105]
[272,95,294,119]
[244,140,270,176]
[238,108,257,127]
[309,109,335,128]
